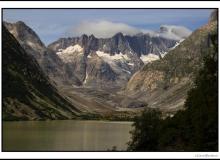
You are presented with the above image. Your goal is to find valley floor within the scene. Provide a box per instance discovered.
[58,86,144,121]
[56,85,181,121]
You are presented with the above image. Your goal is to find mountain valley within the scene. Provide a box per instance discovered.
[2,10,217,120]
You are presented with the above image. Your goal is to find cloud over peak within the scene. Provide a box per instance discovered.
[71,20,141,38]
[70,20,192,40]
[159,25,192,40]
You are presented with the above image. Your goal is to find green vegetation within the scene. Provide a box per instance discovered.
[127,109,161,151]
[128,33,218,151]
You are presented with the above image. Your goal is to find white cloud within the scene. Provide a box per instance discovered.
[142,25,192,40]
[70,20,192,40]
[158,25,192,40]
[71,20,141,38]
[141,29,159,37]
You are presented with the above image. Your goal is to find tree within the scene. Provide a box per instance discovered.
[127,109,161,151]
[127,33,218,151]
[182,33,218,151]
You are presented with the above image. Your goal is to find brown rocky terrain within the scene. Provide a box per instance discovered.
[124,11,217,113]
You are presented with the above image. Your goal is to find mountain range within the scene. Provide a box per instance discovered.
[4,21,190,89]
[2,10,217,120]
[125,10,218,112]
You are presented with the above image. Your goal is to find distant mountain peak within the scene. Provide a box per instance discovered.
[3,25,80,120]
[89,34,96,39]
[80,34,88,38]
[114,32,124,36]
[4,21,45,47]
[5,20,190,89]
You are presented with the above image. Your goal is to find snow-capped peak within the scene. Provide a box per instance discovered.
[57,44,83,55]
[56,44,84,63]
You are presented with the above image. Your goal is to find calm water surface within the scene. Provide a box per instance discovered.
[3,120,133,151]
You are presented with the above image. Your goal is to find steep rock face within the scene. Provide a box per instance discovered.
[125,14,217,112]
[48,29,186,88]
[2,25,81,120]
[4,21,81,86]
[4,20,191,89]
[4,21,45,61]
[49,32,178,58]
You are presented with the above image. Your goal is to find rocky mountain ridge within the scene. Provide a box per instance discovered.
[4,21,82,87]
[2,25,81,120]
[47,27,189,88]
[124,12,217,112]
[3,10,215,118]
[4,21,190,88]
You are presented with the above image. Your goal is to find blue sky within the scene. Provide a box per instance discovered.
[3,9,213,45]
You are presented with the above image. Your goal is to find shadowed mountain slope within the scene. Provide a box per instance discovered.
[2,25,81,120]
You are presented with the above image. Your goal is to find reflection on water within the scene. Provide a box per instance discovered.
[3,120,133,151]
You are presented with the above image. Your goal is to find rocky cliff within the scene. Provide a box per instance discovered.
[2,25,81,120]
[125,11,218,112]
[4,21,81,87]
[48,28,188,88]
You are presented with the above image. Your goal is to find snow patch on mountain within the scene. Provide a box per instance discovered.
[56,44,84,63]
[169,41,181,50]
[140,54,160,64]
[57,44,83,55]
[160,51,168,58]
[83,70,89,84]
[95,51,133,75]
[87,55,92,58]
[96,51,130,61]
[122,69,131,74]
[128,62,134,66]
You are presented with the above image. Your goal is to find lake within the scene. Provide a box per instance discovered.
[3,120,133,151]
